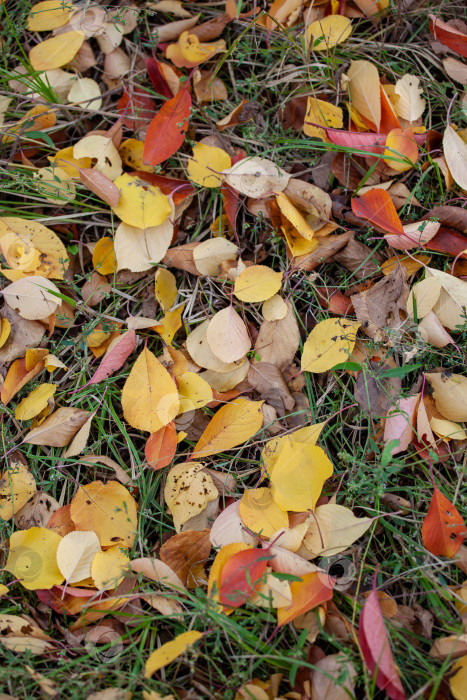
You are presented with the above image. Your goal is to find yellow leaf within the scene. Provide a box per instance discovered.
[347,60,381,131]
[262,295,287,321]
[394,74,425,123]
[187,143,231,188]
[145,630,203,678]
[155,268,177,310]
[27,0,72,31]
[119,138,153,172]
[0,317,11,348]
[234,265,283,303]
[29,31,85,71]
[115,216,174,273]
[50,145,92,177]
[177,371,213,413]
[56,530,101,584]
[381,254,430,278]
[450,655,467,700]
[191,398,264,459]
[122,347,179,433]
[165,463,218,532]
[262,422,326,476]
[206,307,251,363]
[239,488,288,538]
[186,319,245,372]
[306,15,352,51]
[73,135,122,181]
[113,174,171,229]
[301,318,360,373]
[0,462,36,520]
[193,237,238,276]
[91,545,129,591]
[5,527,63,590]
[269,441,333,512]
[304,97,343,142]
[70,480,138,547]
[155,304,185,346]
[301,504,372,557]
[275,192,316,242]
[92,237,116,276]
[0,584,9,597]
[14,383,57,421]
[430,417,467,441]
[167,30,225,68]
[44,353,67,372]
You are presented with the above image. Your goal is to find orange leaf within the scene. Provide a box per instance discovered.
[277,571,333,626]
[219,548,271,608]
[143,89,191,166]
[351,189,403,235]
[379,84,401,133]
[429,14,467,59]
[145,421,178,470]
[421,486,466,558]
[1,357,43,405]
[383,128,419,172]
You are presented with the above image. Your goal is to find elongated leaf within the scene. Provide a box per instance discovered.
[145,630,203,678]
[190,398,264,459]
[143,89,191,166]
[145,421,177,470]
[89,330,136,385]
[351,189,403,235]
[429,14,467,58]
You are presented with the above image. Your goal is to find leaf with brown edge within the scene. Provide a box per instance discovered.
[24,407,91,447]
[422,487,466,558]
[359,574,406,700]
[351,189,403,235]
[277,571,334,626]
[160,529,211,586]
[145,421,177,470]
[190,398,264,459]
[219,547,271,608]
[143,88,191,166]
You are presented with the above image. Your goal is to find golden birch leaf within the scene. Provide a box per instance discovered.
[302,504,373,557]
[27,0,72,31]
[165,462,218,532]
[73,135,122,181]
[56,530,101,584]
[145,630,203,678]
[70,480,137,547]
[187,143,231,188]
[191,398,264,459]
[112,174,171,228]
[24,407,90,447]
[306,15,352,51]
[29,31,85,71]
[450,656,467,700]
[62,411,95,458]
[155,305,184,346]
[121,347,179,433]
[114,218,174,273]
[347,60,381,131]
[206,307,251,363]
[239,488,288,538]
[186,319,243,372]
[425,267,467,330]
[262,295,287,321]
[5,527,63,590]
[3,276,60,320]
[177,371,213,413]
[269,441,333,512]
[234,265,283,303]
[155,268,177,310]
[0,462,36,520]
[275,192,316,241]
[91,546,129,591]
[301,318,360,373]
[304,97,343,142]
[443,125,467,191]
[0,317,11,347]
[14,384,57,421]
[425,372,467,422]
[394,74,426,122]
[192,238,238,276]
[92,237,116,276]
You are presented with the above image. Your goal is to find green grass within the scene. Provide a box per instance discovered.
[1,0,467,697]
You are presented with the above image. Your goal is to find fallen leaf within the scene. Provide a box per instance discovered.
[210,501,255,548]
[91,546,129,591]
[145,630,203,678]
[254,301,300,370]
[219,548,271,608]
[56,530,101,584]
[239,488,288,538]
[73,135,122,180]
[351,266,409,342]
[27,0,72,31]
[223,157,290,199]
[383,394,420,456]
[165,462,218,532]
[192,238,238,276]
[394,74,426,122]
[143,89,191,166]
[166,31,225,69]
[422,486,466,558]
[89,330,136,384]
[359,576,406,700]
[24,407,90,447]
[122,347,179,433]
[14,490,59,529]
[3,276,60,320]
[6,527,63,590]
[425,372,467,422]
[312,653,357,700]
[0,462,36,520]
[114,217,174,273]
[304,97,343,142]
[429,14,467,59]
[450,656,467,700]
[186,318,244,372]
[307,15,352,51]
[443,125,467,191]
[155,268,177,310]
[206,307,251,363]
[190,398,264,459]
[14,384,57,421]
[247,361,295,410]
[29,31,85,70]
[112,174,171,229]
[301,318,360,373]
[234,265,283,303]
[160,529,211,585]
[302,504,373,558]
[351,189,403,235]
[145,422,177,470]
[347,60,381,131]
[277,571,333,626]
[62,411,95,458]
[70,480,137,547]
[187,143,231,188]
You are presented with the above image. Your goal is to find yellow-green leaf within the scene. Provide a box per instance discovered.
[15,384,57,421]
[301,318,360,373]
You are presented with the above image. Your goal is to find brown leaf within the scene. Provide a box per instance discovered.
[279,95,309,131]
[248,361,295,411]
[79,169,120,206]
[292,231,353,271]
[311,654,357,700]
[216,100,261,131]
[351,266,409,341]
[160,529,211,586]
[254,301,300,370]
[354,362,402,417]
[14,491,59,529]
[24,407,91,447]
[81,272,111,307]
[190,13,231,41]
[0,307,45,364]
[423,206,467,234]
[162,242,202,275]
[332,238,384,279]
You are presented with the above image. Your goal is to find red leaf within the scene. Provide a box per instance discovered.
[423,226,467,259]
[219,548,270,608]
[325,128,386,154]
[89,330,136,385]
[117,88,156,131]
[421,486,466,558]
[221,184,240,236]
[315,286,353,316]
[277,571,334,626]
[359,577,406,700]
[429,14,467,59]
[145,58,173,99]
[131,170,196,205]
[143,89,192,166]
[145,421,177,470]
[351,189,404,235]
